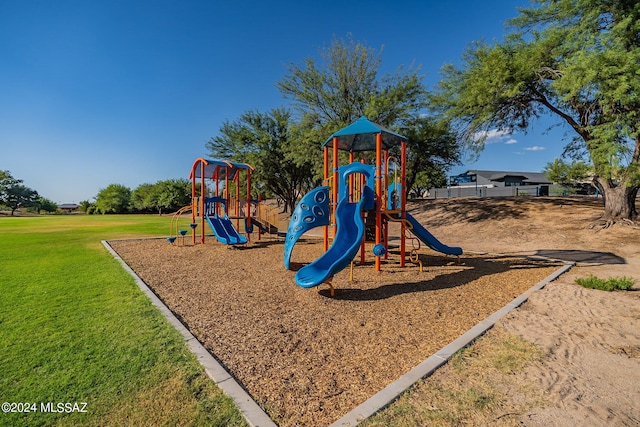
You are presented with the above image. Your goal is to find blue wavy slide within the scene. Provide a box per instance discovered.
[405,213,462,256]
[205,214,247,245]
[295,187,374,288]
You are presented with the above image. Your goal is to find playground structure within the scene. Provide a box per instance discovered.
[168,158,280,245]
[284,116,462,292]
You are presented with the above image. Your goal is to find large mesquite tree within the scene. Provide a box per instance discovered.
[433,0,640,224]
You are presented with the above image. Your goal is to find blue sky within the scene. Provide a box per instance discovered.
[1,0,567,203]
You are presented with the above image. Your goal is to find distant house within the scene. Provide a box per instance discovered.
[450,170,552,188]
[57,203,79,213]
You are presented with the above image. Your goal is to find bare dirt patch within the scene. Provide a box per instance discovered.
[364,196,640,426]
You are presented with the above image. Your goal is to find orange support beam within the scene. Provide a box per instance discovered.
[257,193,263,241]
[360,159,366,265]
[400,139,407,267]
[383,149,390,260]
[190,158,203,245]
[384,149,389,193]
[332,136,339,239]
[200,165,206,244]
[323,146,329,251]
[375,133,382,272]
[349,150,354,202]
[246,169,252,243]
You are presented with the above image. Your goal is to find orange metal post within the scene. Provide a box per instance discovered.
[360,158,366,265]
[375,133,382,271]
[323,146,329,251]
[400,140,407,267]
[332,137,339,239]
[224,167,228,200]
[221,166,227,217]
[349,150,354,202]
[214,166,220,217]
[235,169,240,231]
[323,146,329,183]
[383,149,390,260]
[201,166,206,244]
[257,193,262,240]
[190,159,200,245]
[246,169,252,243]
[384,149,389,194]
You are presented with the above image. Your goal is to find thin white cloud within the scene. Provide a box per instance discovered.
[523,146,545,151]
[473,128,516,144]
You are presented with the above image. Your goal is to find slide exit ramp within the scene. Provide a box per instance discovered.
[203,197,247,245]
[404,213,462,256]
[205,214,248,245]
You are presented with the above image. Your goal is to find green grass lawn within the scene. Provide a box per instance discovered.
[0,214,246,427]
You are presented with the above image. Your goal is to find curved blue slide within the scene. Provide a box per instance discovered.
[295,187,373,288]
[205,214,247,245]
[405,213,462,256]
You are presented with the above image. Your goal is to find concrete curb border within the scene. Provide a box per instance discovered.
[104,239,573,427]
[102,240,277,427]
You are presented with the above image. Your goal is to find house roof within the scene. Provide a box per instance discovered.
[465,170,552,184]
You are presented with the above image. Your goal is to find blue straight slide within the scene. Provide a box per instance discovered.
[205,214,247,245]
[405,213,462,256]
[295,187,374,288]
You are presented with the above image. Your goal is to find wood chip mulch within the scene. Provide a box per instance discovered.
[109,237,561,426]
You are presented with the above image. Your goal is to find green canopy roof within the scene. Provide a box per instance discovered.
[321,116,407,152]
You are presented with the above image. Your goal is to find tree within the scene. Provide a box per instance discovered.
[78,200,94,213]
[544,158,592,193]
[131,183,156,213]
[278,35,428,132]
[432,0,640,225]
[158,179,192,213]
[0,170,39,215]
[95,184,131,214]
[206,108,316,213]
[277,35,432,186]
[132,180,191,214]
[0,170,21,206]
[400,116,461,197]
[4,184,39,215]
[35,197,58,214]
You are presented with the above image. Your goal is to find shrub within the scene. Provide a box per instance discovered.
[575,274,635,291]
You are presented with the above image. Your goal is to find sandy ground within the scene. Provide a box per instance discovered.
[407,196,640,426]
[110,196,640,426]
